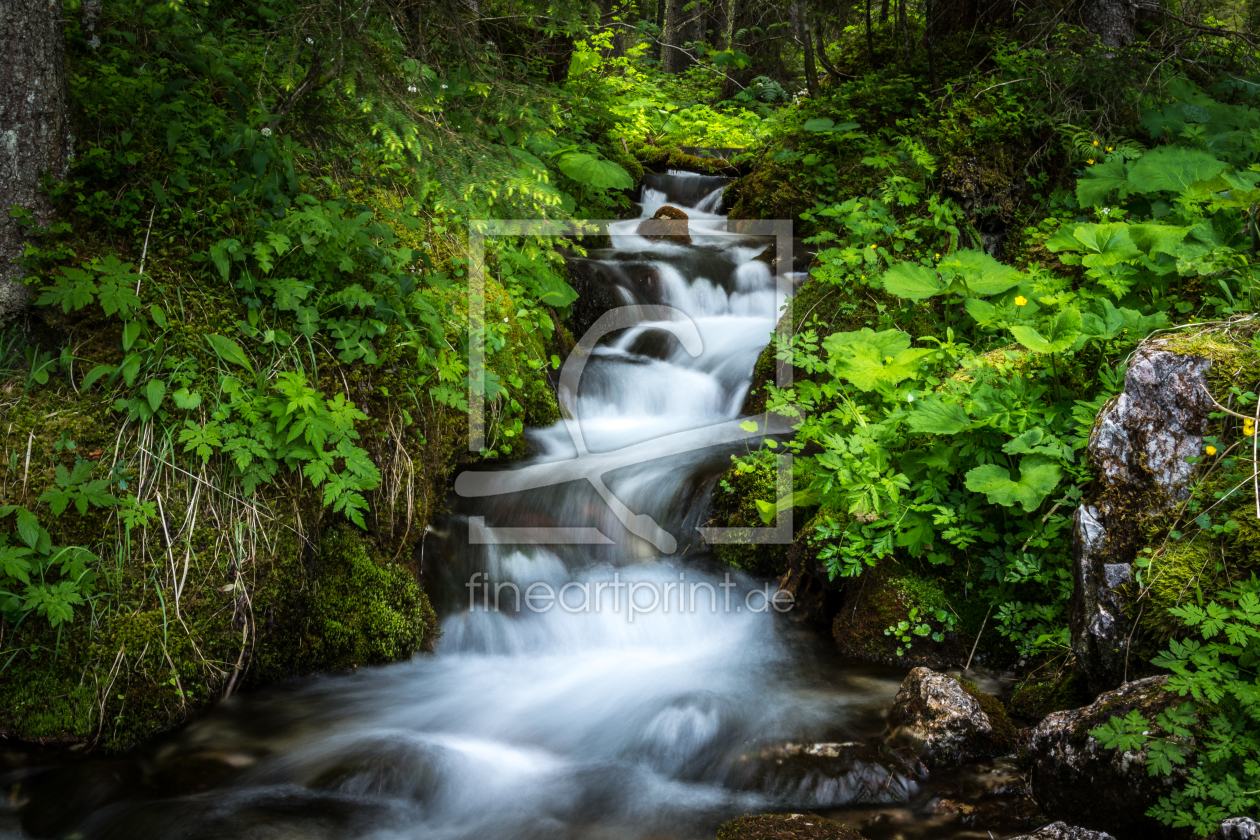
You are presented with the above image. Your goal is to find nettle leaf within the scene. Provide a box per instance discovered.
[964,454,1063,511]
[1072,223,1141,267]
[1009,308,1082,354]
[1127,146,1227,194]
[1076,158,1131,207]
[556,152,633,190]
[907,397,971,435]
[881,262,944,300]
[823,328,933,392]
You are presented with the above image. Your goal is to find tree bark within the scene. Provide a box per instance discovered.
[794,2,818,96]
[1,0,71,301]
[1080,0,1136,49]
[661,0,691,72]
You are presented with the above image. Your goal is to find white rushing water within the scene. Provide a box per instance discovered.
[20,171,911,840]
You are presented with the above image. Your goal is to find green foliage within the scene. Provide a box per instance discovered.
[1092,577,1260,833]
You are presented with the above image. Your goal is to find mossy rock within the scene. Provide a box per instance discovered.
[725,159,821,236]
[633,145,742,177]
[706,457,790,577]
[270,528,439,674]
[717,813,865,840]
[958,678,1020,755]
[1005,670,1091,723]
[832,563,968,668]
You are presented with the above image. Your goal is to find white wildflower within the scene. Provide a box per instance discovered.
[261,127,272,137]
[305,36,314,45]
[441,84,448,89]
[408,85,418,93]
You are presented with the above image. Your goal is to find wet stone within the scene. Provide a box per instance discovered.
[723,741,923,808]
[1008,823,1118,840]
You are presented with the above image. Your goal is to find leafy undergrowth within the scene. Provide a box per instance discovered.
[702,20,1260,831]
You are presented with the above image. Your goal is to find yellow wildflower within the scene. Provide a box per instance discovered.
[1106,146,1114,151]
[1092,140,1099,146]
[1206,445,1217,456]
[1015,296,1028,306]
[870,243,877,249]
[1087,159,1095,165]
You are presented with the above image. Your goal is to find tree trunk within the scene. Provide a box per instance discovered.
[1,0,71,302]
[1080,0,1135,49]
[661,0,691,73]
[794,2,818,96]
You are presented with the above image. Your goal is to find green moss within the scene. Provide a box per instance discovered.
[832,563,967,668]
[285,529,438,671]
[1006,670,1091,722]
[717,813,863,840]
[959,678,1019,753]
[708,457,790,577]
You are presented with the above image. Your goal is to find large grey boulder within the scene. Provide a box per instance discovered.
[1027,676,1187,838]
[1009,823,1116,840]
[1071,344,1215,692]
[1211,818,1260,840]
[888,668,1013,767]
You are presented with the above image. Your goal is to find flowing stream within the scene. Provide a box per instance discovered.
[2,172,1024,840]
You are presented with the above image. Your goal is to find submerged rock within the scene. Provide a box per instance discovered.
[637,205,691,244]
[716,812,866,840]
[723,740,923,807]
[1212,818,1260,840]
[1009,823,1117,840]
[889,668,1015,766]
[1071,344,1214,692]
[1027,676,1186,838]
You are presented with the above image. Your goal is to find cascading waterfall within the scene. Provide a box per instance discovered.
[5,171,938,840]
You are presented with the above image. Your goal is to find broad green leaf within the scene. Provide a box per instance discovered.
[1127,146,1227,194]
[1072,224,1141,267]
[16,508,41,551]
[81,364,114,390]
[1009,308,1082,354]
[1002,428,1044,454]
[1045,227,1083,253]
[172,388,203,410]
[803,118,859,133]
[964,454,1062,511]
[964,297,998,325]
[206,334,254,373]
[895,510,935,554]
[145,378,167,412]
[122,320,145,351]
[1076,158,1131,207]
[881,263,944,301]
[1128,223,1190,257]
[907,398,971,435]
[556,152,633,190]
[150,304,168,329]
[823,328,934,392]
[939,249,1021,296]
